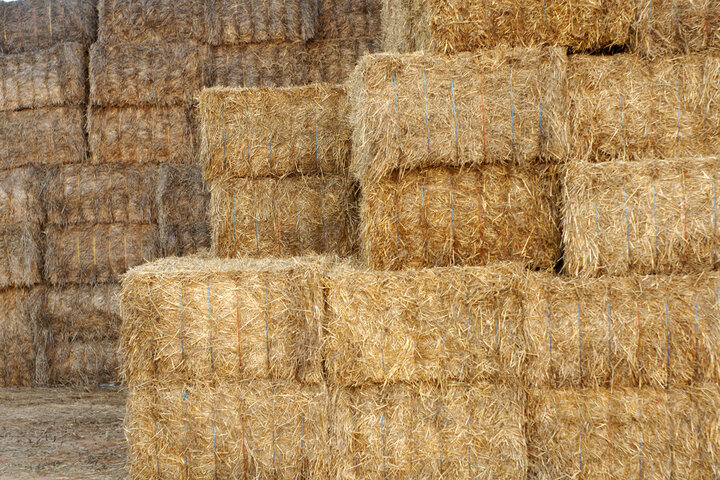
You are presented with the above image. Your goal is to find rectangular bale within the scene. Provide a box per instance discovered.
[210,175,357,258]
[316,0,381,39]
[0,288,41,386]
[45,338,119,386]
[88,106,197,165]
[323,262,524,386]
[199,84,350,180]
[349,48,567,183]
[0,225,42,288]
[0,165,42,226]
[361,165,561,270]
[44,223,161,286]
[41,283,120,341]
[0,42,86,111]
[0,106,86,170]
[564,158,720,277]
[89,41,209,107]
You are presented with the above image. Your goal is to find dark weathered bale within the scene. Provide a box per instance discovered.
[0,288,41,386]
[0,225,42,288]
[0,165,43,226]
[316,0,382,39]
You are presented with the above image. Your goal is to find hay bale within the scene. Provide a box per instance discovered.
[199,85,350,180]
[317,0,381,39]
[44,164,158,226]
[44,223,161,286]
[0,106,86,170]
[527,387,720,479]
[349,49,567,184]
[334,382,526,479]
[0,226,42,288]
[205,0,316,45]
[88,106,198,165]
[210,175,358,258]
[564,158,720,277]
[0,0,96,53]
[0,165,42,227]
[323,262,524,386]
[361,165,561,270]
[120,256,327,386]
[305,38,382,85]
[0,42,86,111]
[523,270,720,389]
[381,0,634,54]
[89,41,209,107]
[0,288,41,386]
[46,339,120,386]
[566,53,720,163]
[157,164,210,257]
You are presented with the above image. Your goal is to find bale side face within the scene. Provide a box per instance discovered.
[349,49,568,183]
[564,158,720,277]
[210,175,358,259]
[324,262,524,386]
[0,166,42,226]
[42,284,121,341]
[361,165,561,270]
[0,288,40,386]
[316,0,381,39]
[0,226,42,288]
[200,85,350,180]
[46,338,120,386]
[0,42,87,111]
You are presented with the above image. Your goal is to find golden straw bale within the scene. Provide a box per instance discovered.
[0,226,42,288]
[564,158,720,277]
[0,106,86,170]
[46,338,119,386]
[210,175,357,258]
[334,382,526,480]
[323,262,524,386]
[566,53,720,162]
[88,106,198,165]
[0,0,96,53]
[527,387,720,480]
[317,0,381,39]
[0,288,41,386]
[44,164,158,225]
[361,165,561,270]
[349,49,567,183]
[522,270,720,389]
[44,223,161,286]
[89,41,209,108]
[120,256,327,386]
[0,165,42,226]
[0,42,86,111]
[382,0,634,54]
[199,85,350,180]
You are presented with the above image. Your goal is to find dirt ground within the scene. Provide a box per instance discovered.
[0,387,127,480]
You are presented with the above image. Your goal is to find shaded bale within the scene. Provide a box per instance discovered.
[120,256,327,386]
[42,283,121,341]
[564,158,720,277]
[45,338,120,386]
[361,165,561,270]
[305,38,382,86]
[0,288,41,386]
[382,0,634,54]
[0,225,42,288]
[0,42,86,111]
[199,85,350,180]
[88,106,198,165]
[44,223,161,286]
[323,262,524,386]
[527,387,720,479]
[0,106,86,170]
[316,0,381,39]
[349,49,567,184]
[89,41,209,107]
[0,165,42,226]
[44,164,158,225]
[210,175,358,258]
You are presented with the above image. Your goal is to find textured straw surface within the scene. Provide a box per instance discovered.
[0,42,86,111]
[0,226,42,289]
[0,166,42,226]
[349,48,567,183]
[564,158,720,277]
[361,165,561,270]
[0,288,40,386]
[45,339,119,386]
[317,0,381,39]
[97,0,207,43]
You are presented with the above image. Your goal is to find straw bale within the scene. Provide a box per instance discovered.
[0,165,42,227]
[0,0,96,53]
[0,225,42,288]
[305,38,382,86]
[89,41,209,108]
[564,158,720,277]
[46,338,120,386]
[88,106,198,165]
[120,256,327,386]
[632,0,720,58]
[527,387,720,479]
[0,106,86,170]
[566,53,720,163]
[44,223,161,286]
[41,284,121,341]
[334,382,526,479]
[157,164,210,257]
[316,0,381,39]
[97,0,207,44]
[200,85,349,180]
[0,288,41,386]
[211,175,357,258]
[45,164,158,226]
[205,0,316,45]
[349,49,567,184]
[381,0,634,54]
[361,165,561,270]
[0,42,86,111]
[323,262,524,386]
